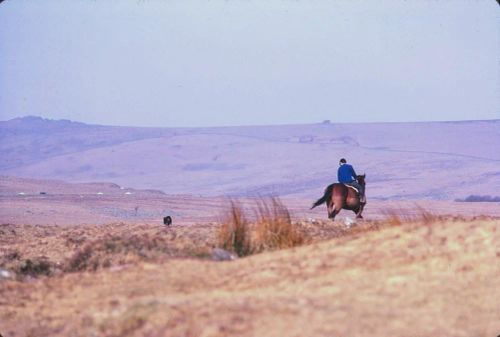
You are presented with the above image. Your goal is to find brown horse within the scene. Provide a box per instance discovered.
[311,175,366,220]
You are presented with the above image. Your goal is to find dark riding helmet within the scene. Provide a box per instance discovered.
[339,158,347,164]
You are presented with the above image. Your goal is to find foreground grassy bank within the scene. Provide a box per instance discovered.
[1,216,499,337]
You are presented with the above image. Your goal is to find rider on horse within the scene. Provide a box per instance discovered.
[310,158,366,219]
[338,158,366,203]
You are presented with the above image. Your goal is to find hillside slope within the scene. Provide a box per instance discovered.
[1,218,499,337]
[1,117,499,199]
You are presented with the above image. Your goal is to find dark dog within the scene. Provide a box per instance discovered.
[163,216,172,226]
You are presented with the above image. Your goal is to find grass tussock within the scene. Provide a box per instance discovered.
[253,197,307,252]
[0,248,54,279]
[382,206,445,227]
[65,245,96,272]
[64,232,178,272]
[1,223,217,279]
[18,258,53,277]
[216,197,308,256]
[216,200,252,257]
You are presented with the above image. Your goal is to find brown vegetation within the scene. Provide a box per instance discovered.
[1,209,499,337]
[216,198,308,256]
[0,222,215,279]
[253,197,307,252]
[216,200,252,257]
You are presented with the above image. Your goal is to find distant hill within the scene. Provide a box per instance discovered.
[1,116,499,200]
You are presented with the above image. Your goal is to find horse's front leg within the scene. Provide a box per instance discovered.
[355,202,366,219]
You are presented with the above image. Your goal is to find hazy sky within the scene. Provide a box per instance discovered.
[0,0,498,127]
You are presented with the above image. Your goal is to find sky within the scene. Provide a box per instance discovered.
[0,0,498,127]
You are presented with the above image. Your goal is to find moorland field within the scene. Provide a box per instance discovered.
[1,118,499,337]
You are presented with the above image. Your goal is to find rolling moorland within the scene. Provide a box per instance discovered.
[1,116,499,336]
[1,116,499,199]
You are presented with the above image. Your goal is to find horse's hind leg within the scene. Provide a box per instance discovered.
[329,203,341,220]
[327,202,334,219]
[330,208,340,220]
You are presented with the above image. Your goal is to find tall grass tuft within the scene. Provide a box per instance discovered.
[216,200,252,257]
[216,197,307,256]
[382,205,442,227]
[253,197,307,252]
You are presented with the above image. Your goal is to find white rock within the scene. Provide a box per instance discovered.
[212,248,237,261]
[344,217,356,228]
[0,269,13,279]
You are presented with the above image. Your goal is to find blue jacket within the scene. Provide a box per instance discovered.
[338,163,357,183]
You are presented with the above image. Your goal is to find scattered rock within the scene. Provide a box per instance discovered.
[344,217,356,228]
[0,268,13,279]
[212,248,237,261]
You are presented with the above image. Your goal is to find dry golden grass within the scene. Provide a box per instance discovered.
[216,198,308,256]
[216,200,252,257]
[252,197,308,252]
[1,214,499,337]
[0,222,215,280]
[381,205,446,227]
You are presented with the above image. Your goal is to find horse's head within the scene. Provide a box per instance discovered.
[356,174,366,186]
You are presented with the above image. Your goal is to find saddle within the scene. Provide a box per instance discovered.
[343,184,359,193]
[343,183,366,203]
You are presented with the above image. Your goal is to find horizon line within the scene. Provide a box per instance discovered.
[2,115,499,129]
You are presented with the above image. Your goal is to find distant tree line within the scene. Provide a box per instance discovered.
[455,195,500,202]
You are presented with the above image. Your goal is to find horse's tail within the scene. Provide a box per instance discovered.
[310,184,334,210]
